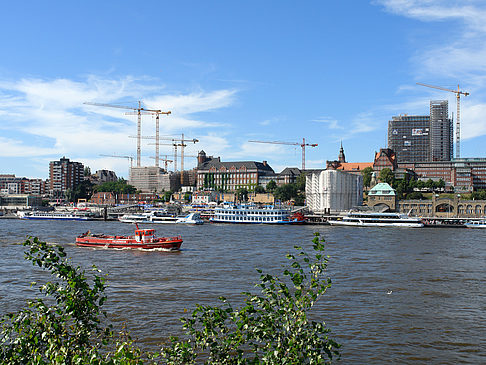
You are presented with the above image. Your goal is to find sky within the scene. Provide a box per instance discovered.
[1,0,486,180]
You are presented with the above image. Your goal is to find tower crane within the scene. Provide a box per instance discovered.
[416,82,469,159]
[125,110,171,168]
[99,154,134,178]
[134,133,198,184]
[84,101,171,167]
[248,138,318,170]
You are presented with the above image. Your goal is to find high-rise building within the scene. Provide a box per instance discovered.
[388,115,430,163]
[49,157,84,198]
[388,100,452,163]
[430,100,453,161]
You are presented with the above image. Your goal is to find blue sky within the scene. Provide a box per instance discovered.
[1,0,486,179]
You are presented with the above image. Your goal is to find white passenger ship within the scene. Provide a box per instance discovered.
[16,211,89,221]
[119,211,203,224]
[210,203,304,224]
[327,212,424,227]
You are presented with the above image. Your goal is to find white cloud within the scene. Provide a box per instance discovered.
[0,137,57,157]
[0,75,237,177]
[312,116,343,130]
[375,0,486,142]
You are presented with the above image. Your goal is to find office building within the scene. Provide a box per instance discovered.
[388,100,453,163]
[196,151,275,192]
[430,100,453,161]
[388,115,430,163]
[49,157,84,198]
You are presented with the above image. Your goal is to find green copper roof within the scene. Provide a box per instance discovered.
[369,182,395,196]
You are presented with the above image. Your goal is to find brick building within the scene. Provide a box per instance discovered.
[196,151,275,192]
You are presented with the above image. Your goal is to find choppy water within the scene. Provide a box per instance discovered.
[0,219,485,364]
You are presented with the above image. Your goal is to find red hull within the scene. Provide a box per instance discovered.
[76,235,183,250]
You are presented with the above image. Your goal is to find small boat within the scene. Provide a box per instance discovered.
[465,219,486,229]
[17,211,89,221]
[327,211,424,227]
[75,225,183,250]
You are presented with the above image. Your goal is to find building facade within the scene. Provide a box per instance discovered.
[388,114,430,163]
[196,152,275,192]
[129,166,179,193]
[367,182,397,211]
[306,169,363,214]
[430,100,453,161]
[388,101,452,163]
[49,157,84,198]
[399,195,486,218]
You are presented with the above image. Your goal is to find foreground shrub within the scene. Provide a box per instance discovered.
[0,233,339,364]
[161,232,340,364]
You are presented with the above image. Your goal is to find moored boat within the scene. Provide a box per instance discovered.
[75,226,183,250]
[210,203,305,224]
[17,211,89,221]
[464,218,486,229]
[327,211,424,227]
[119,211,203,224]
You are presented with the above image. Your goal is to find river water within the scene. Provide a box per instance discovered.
[0,219,485,364]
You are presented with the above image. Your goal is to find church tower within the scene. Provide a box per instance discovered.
[338,141,346,163]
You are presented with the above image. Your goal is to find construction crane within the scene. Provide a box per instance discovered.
[416,82,469,159]
[125,110,171,168]
[99,154,134,178]
[84,101,171,167]
[136,133,198,184]
[149,155,173,170]
[248,138,318,170]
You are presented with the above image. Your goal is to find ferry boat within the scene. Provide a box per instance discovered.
[76,226,182,250]
[464,219,486,229]
[119,211,203,224]
[327,211,424,227]
[209,203,305,224]
[16,211,89,221]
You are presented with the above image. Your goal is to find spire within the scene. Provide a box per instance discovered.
[338,141,346,163]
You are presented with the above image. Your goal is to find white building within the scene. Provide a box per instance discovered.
[306,169,363,213]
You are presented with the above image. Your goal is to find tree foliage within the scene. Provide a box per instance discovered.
[0,238,143,364]
[266,180,277,192]
[254,185,266,194]
[378,168,395,186]
[162,233,340,364]
[361,167,373,188]
[236,188,249,202]
[94,178,136,194]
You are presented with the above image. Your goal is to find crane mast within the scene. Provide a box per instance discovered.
[248,138,318,170]
[84,101,170,167]
[416,82,469,159]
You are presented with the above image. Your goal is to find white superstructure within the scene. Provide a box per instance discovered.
[210,203,295,224]
[328,212,423,227]
[306,169,363,214]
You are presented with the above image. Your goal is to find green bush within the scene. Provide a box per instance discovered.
[0,237,143,364]
[1,234,339,364]
[161,233,340,364]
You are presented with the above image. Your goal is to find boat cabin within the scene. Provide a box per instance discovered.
[135,229,155,242]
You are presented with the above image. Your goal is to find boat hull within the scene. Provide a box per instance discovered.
[75,236,183,250]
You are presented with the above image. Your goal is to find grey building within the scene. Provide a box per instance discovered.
[388,100,452,163]
[388,115,430,163]
[430,100,453,161]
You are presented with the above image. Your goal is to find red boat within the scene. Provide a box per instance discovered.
[76,226,183,250]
